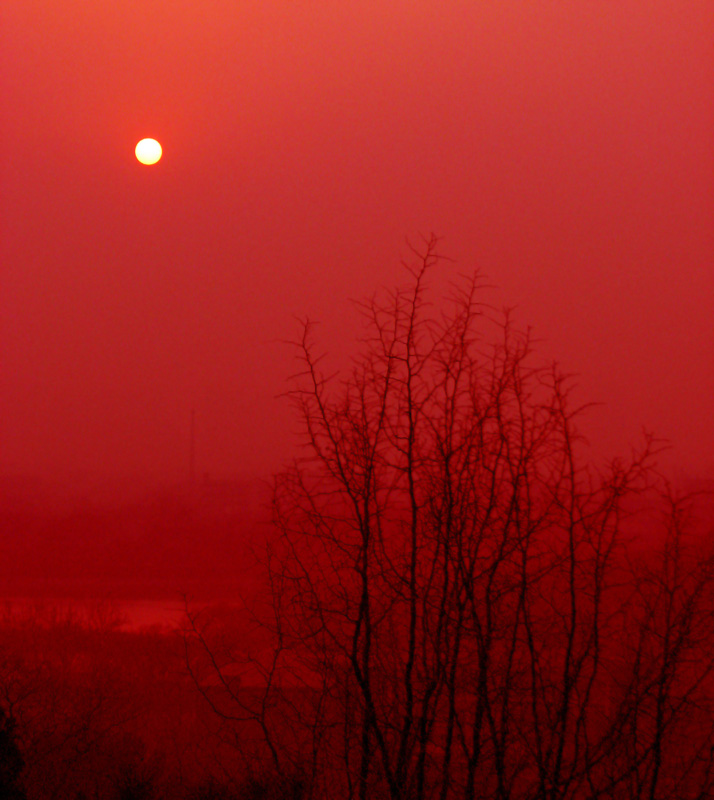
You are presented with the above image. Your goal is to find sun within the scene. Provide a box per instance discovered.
[135,138,162,165]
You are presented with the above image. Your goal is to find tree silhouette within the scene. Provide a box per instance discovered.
[186,238,714,800]
[0,705,25,800]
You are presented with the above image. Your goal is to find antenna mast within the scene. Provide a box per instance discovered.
[189,407,196,484]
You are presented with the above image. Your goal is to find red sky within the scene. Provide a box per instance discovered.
[2,0,713,485]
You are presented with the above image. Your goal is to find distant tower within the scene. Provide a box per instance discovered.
[189,408,196,484]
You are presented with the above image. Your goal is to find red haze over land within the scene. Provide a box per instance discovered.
[1,0,713,486]
[2,9,714,795]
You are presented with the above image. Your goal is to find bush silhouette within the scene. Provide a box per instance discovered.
[0,707,25,800]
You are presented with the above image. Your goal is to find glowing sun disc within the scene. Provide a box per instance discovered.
[135,138,162,165]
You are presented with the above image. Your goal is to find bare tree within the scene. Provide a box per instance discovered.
[591,490,714,800]
[186,238,714,800]
[0,601,155,800]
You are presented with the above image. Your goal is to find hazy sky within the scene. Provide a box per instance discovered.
[2,1,712,484]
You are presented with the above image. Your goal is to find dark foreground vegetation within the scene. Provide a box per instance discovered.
[3,242,714,799]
